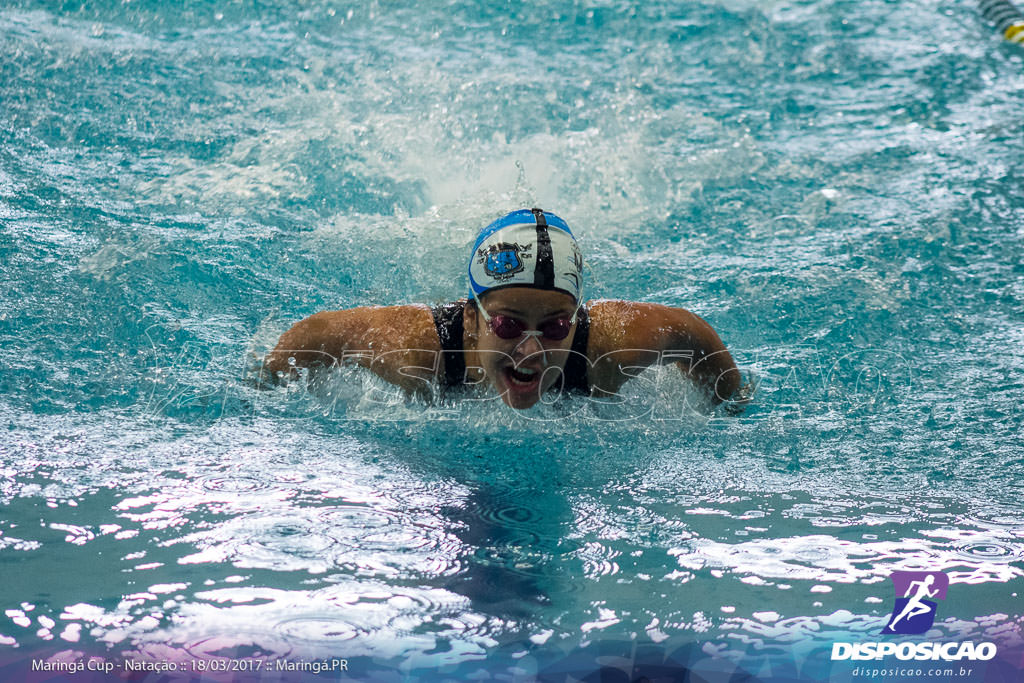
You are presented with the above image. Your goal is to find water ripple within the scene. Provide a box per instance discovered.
[316,505,397,531]
[199,474,268,493]
[276,616,360,644]
[962,506,1024,532]
[577,542,621,578]
[953,541,1022,563]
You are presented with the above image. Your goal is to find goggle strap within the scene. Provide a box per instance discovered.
[471,290,492,323]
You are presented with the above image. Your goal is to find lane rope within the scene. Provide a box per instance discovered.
[980,0,1024,43]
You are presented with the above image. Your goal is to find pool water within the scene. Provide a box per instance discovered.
[1,0,1023,680]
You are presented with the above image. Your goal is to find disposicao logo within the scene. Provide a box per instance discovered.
[831,571,997,663]
[881,570,948,635]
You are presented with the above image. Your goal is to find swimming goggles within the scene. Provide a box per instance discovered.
[482,311,574,341]
[471,291,581,341]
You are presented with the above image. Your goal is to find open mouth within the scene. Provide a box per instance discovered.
[503,365,541,388]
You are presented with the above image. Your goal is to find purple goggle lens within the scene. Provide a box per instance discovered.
[488,314,573,341]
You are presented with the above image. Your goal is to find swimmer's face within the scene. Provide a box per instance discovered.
[466,288,579,410]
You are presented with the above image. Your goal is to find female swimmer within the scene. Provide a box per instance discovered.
[262,209,743,411]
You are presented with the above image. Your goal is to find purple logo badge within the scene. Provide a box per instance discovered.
[881,571,949,635]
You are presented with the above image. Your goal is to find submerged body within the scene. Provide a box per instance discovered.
[263,209,743,410]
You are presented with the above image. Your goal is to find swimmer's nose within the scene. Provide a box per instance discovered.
[513,332,547,365]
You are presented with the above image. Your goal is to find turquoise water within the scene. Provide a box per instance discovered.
[1,0,1023,680]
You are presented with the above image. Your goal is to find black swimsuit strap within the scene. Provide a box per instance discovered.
[562,306,591,395]
[431,301,466,388]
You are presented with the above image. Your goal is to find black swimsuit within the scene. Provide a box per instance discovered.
[431,301,591,395]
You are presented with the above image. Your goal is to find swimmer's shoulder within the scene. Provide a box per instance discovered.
[284,304,438,350]
[586,299,684,355]
[585,299,739,401]
[339,305,443,393]
[583,300,673,394]
[264,304,441,381]
[586,298,727,364]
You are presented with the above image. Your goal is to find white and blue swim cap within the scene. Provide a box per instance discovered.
[468,208,583,304]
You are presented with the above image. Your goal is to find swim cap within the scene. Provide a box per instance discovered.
[468,208,583,304]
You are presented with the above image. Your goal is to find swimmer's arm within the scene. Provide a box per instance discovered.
[259,305,441,394]
[655,305,742,405]
[587,301,743,406]
[261,310,356,379]
[590,301,742,404]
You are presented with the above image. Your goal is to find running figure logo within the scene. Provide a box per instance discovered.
[881,571,949,635]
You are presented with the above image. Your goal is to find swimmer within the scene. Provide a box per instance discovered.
[261,209,745,410]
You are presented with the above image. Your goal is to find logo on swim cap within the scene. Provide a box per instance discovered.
[480,242,531,281]
[468,208,583,304]
[564,248,583,292]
